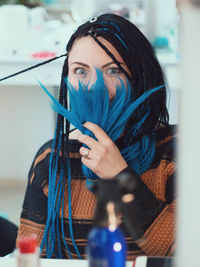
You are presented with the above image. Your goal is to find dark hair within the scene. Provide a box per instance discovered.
[59,14,169,146]
[44,14,170,258]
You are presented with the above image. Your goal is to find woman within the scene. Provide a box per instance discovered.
[16,14,176,260]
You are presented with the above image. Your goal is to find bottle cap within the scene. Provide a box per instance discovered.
[18,235,37,253]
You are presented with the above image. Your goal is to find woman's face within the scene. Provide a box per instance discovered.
[68,36,130,100]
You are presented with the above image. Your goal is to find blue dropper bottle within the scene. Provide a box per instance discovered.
[87,198,126,267]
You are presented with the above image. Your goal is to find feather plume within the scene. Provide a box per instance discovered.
[38,70,164,188]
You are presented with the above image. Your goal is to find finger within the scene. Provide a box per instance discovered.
[81,156,96,173]
[78,133,102,150]
[83,122,111,144]
[80,147,91,159]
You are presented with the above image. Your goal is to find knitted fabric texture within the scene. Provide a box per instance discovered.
[16,125,177,260]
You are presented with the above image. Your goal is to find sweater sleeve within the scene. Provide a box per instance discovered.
[115,128,177,257]
[134,127,177,256]
[135,168,176,256]
[117,162,176,257]
[16,141,52,257]
[136,200,176,256]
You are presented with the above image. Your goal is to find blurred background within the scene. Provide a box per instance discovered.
[0,0,180,226]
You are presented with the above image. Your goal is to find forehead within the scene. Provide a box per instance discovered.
[68,36,124,65]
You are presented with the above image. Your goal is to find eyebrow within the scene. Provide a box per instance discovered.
[102,61,124,68]
[70,61,124,69]
[70,62,89,67]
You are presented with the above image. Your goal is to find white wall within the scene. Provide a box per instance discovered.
[165,65,180,125]
[0,85,55,180]
[177,2,200,267]
[146,0,177,43]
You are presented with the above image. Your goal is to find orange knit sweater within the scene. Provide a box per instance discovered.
[17,125,177,260]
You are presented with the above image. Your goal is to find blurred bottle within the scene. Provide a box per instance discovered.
[87,201,126,267]
[17,235,40,267]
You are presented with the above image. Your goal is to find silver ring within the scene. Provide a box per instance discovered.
[90,17,97,23]
[83,149,89,159]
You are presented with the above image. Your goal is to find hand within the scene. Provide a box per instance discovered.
[78,121,128,179]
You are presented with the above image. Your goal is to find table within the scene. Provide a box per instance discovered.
[0,258,133,267]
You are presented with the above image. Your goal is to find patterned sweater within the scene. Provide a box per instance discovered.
[17,125,177,260]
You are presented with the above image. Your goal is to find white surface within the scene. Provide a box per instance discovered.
[0,85,55,180]
[177,3,200,267]
[0,258,133,267]
[145,0,177,45]
[0,56,64,86]
[0,5,30,55]
[71,0,96,23]
[0,56,63,181]
[134,256,147,267]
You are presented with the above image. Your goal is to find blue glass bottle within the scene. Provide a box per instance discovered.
[87,202,127,267]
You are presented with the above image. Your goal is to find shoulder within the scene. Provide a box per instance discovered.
[156,125,178,154]
[155,124,177,143]
[28,138,82,187]
[145,125,178,203]
[149,124,177,170]
[27,139,53,188]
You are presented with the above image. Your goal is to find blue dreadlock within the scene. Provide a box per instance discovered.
[38,12,170,253]
[39,12,169,258]
[39,102,81,259]
[39,70,164,192]
[99,21,129,51]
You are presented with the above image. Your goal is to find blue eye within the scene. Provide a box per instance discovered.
[74,68,87,75]
[106,67,121,75]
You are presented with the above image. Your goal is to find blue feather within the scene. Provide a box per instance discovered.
[39,70,165,258]
[38,70,164,187]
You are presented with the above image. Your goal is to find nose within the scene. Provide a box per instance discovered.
[82,70,97,88]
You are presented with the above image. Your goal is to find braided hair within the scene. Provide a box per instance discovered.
[0,13,169,258]
[67,13,168,140]
[40,13,169,258]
